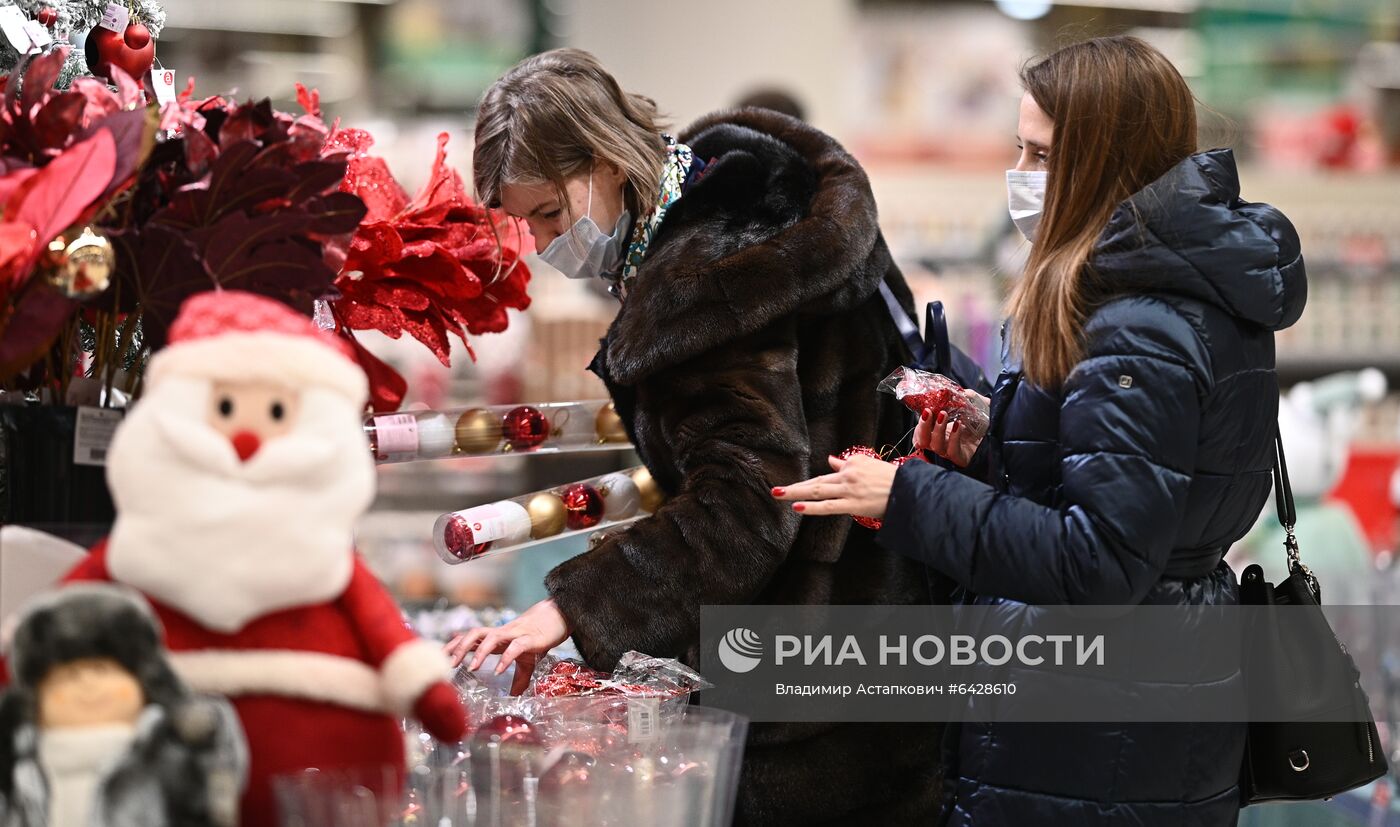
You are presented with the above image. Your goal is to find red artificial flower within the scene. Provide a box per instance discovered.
[331,131,531,369]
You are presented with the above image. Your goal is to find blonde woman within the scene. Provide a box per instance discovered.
[446,50,944,824]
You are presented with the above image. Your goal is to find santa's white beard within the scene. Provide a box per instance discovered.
[106,376,375,633]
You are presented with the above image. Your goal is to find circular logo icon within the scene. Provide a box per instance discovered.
[718,627,764,674]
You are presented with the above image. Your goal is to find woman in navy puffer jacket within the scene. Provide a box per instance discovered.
[776,36,1306,825]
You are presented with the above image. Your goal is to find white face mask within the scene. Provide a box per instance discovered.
[538,171,631,280]
[1005,170,1048,242]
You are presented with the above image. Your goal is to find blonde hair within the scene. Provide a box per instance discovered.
[1007,36,1197,388]
[473,49,668,221]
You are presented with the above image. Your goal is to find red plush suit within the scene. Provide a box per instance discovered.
[65,545,465,825]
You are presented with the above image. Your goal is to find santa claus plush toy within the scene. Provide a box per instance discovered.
[61,290,468,825]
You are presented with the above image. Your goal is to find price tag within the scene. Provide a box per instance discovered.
[98,2,129,33]
[626,697,660,743]
[73,407,123,467]
[151,67,177,106]
[0,7,36,53]
[22,19,51,50]
[371,413,418,459]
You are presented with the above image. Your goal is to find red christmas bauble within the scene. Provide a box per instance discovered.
[892,453,927,467]
[839,445,883,462]
[561,483,604,531]
[502,405,548,451]
[35,7,57,27]
[86,25,155,84]
[538,751,596,791]
[442,514,490,561]
[124,21,151,49]
[471,714,541,748]
[841,446,886,530]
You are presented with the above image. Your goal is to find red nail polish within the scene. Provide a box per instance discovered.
[772,487,786,496]
[793,503,806,513]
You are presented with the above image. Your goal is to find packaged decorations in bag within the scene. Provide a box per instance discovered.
[432,466,665,563]
[878,366,989,443]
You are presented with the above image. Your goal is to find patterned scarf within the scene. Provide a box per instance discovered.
[614,135,695,296]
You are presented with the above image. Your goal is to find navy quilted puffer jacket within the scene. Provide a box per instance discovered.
[878,149,1307,826]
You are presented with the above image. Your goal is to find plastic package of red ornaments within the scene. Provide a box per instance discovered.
[432,466,666,564]
[419,653,741,827]
[365,398,633,464]
[877,367,990,443]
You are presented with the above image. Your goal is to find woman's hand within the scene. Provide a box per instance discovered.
[443,598,571,695]
[915,391,988,468]
[771,454,897,519]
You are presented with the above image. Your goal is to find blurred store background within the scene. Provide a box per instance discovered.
[119,2,1400,819]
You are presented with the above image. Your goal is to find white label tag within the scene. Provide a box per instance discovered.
[371,413,418,459]
[151,67,177,105]
[98,3,129,32]
[73,407,123,467]
[22,19,51,49]
[0,7,36,52]
[626,697,660,743]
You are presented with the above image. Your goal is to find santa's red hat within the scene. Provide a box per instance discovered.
[147,291,367,403]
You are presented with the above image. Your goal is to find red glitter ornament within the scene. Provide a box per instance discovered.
[442,514,490,560]
[503,405,549,451]
[561,483,604,531]
[840,446,886,530]
[35,7,57,26]
[471,714,541,748]
[893,453,927,467]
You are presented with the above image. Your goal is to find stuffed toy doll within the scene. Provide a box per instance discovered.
[61,290,468,825]
[0,583,246,827]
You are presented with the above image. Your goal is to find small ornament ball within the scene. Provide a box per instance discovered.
[595,402,629,444]
[561,483,604,531]
[503,405,549,451]
[526,493,567,539]
[36,7,58,27]
[124,22,151,49]
[629,466,664,513]
[597,472,641,520]
[442,514,489,561]
[453,408,501,453]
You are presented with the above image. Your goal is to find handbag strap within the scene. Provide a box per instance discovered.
[1272,428,1318,594]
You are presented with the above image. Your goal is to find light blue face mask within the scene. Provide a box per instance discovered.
[538,170,631,280]
[1005,169,1048,242]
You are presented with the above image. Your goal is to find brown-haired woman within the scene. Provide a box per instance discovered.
[446,49,944,824]
[777,35,1307,825]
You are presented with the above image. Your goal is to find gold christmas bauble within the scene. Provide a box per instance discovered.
[630,466,664,513]
[526,492,567,539]
[43,228,114,299]
[454,408,502,454]
[595,401,629,444]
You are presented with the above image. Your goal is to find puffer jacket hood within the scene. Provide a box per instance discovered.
[1094,149,1307,332]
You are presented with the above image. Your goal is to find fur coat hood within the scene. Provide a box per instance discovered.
[603,107,896,385]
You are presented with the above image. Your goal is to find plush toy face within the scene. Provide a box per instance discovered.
[206,380,302,459]
[37,657,145,729]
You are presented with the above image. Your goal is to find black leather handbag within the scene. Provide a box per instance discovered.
[1238,431,1390,804]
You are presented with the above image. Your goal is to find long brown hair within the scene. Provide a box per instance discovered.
[473,49,668,222]
[1007,36,1198,388]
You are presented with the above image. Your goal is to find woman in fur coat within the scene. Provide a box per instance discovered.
[446,49,943,825]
